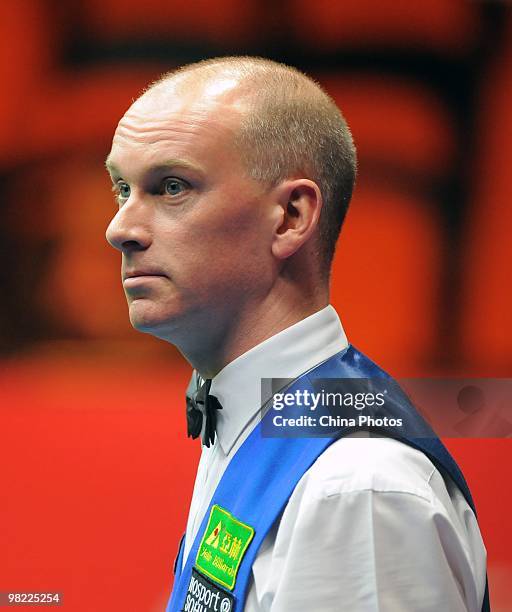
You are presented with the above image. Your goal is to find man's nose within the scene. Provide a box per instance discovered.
[106,198,152,253]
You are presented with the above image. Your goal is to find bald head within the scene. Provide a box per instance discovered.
[140,57,357,275]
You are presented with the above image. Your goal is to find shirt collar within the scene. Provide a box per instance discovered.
[206,305,348,455]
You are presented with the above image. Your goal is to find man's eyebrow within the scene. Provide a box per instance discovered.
[104,158,205,177]
[105,157,116,172]
[150,160,205,174]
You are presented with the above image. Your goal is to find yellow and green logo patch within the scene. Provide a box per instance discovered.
[195,504,255,590]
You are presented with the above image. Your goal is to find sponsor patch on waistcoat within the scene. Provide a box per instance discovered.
[183,567,235,612]
[195,504,254,590]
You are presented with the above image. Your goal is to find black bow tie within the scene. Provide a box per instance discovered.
[186,375,223,448]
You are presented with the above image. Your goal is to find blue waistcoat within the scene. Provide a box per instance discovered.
[167,345,490,611]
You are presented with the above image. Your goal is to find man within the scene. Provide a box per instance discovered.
[105,57,488,611]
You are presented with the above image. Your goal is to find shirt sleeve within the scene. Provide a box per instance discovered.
[248,437,486,612]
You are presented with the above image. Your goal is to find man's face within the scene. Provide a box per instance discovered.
[105,82,276,345]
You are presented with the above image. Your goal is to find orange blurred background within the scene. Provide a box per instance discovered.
[0,1,511,610]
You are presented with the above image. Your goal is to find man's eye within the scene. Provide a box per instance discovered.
[163,178,187,196]
[115,181,131,200]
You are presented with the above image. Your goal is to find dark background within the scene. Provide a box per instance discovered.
[0,1,510,610]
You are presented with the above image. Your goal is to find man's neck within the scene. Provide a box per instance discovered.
[177,293,329,379]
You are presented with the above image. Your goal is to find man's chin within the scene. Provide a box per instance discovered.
[128,302,181,340]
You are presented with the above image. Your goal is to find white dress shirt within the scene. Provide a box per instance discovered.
[182,305,487,611]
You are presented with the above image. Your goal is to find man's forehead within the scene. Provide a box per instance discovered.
[112,84,245,149]
[126,72,248,122]
[106,82,247,174]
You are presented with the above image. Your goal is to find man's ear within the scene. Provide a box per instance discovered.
[271,179,323,260]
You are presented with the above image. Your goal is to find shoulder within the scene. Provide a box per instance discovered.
[282,432,484,550]
[254,435,487,611]
[278,432,485,571]
[295,433,438,503]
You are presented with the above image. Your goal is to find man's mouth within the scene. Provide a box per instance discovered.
[122,269,168,287]
[123,269,167,281]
